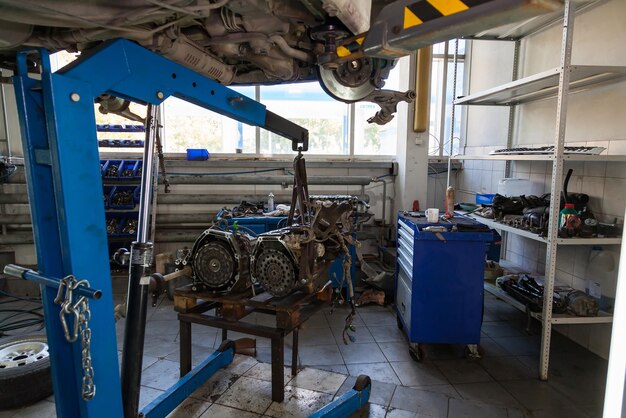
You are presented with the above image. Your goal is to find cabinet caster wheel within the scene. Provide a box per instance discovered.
[464,344,483,360]
[396,315,403,330]
[409,344,424,362]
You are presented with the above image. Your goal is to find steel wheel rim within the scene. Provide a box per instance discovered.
[0,341,49,369]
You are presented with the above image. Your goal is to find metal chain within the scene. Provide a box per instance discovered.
[54,275,96,400]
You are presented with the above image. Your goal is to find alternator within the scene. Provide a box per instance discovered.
[185,228,252,294]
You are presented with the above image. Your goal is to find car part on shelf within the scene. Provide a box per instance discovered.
[496,274,567,313]
[565,290,599,317]
[180,228,253,294]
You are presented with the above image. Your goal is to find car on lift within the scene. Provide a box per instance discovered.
[0,0,400,110]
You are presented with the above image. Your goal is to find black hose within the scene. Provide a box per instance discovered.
[562,168,573,204]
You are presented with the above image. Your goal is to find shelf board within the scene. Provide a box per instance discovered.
[452,154,553,161]
[468,0,603,41]
[452,154,626,162]
[532,311,613,324]
[461,213,622,246]
[484,281,527,313]
[454,65,626,106]
[555,237,622,246]
[485,266,613,325]
[562,154,626,162]
[463,213,547,243]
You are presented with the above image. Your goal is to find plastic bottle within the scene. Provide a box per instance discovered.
[267,193,275,212]
[559,203,581,237]
[445,186,455,218]
[585,246,617,312]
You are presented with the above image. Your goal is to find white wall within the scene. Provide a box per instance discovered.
[394,53,430,215]
[461,0,626,359]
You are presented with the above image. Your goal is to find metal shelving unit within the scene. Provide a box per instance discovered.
[452,154,626,162]
[454,65,626,106]
[451,0,624,380]
[461,212,622,246]
[486,261,614,324]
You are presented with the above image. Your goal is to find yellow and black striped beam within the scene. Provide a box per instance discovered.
[330,0,562,62]
[336,35,366,59]
[403,0,493,30]
[336,0,494,62]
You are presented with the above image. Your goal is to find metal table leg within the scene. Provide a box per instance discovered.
[271,335,285,402]
[180,320,192,377]
[292,327,299,377]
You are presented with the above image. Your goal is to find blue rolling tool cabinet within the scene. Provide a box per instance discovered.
[395,212,493,360]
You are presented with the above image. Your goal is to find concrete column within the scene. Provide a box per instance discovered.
[393,53,429,218]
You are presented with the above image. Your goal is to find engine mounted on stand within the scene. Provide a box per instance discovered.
[251,197,356,297]
[251,152,358,297]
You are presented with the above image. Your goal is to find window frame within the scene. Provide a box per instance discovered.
[429,39,467,158]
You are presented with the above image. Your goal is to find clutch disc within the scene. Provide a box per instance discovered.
[193,241,235,289]
[255,249,295,297]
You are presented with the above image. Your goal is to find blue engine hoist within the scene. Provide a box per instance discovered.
[7,38,310,418]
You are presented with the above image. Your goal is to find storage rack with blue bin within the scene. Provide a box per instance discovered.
[396,212,493,361]
[99,124,145,265]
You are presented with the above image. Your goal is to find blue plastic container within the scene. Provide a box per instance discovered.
[102,160,122,178]
[119,160,139,179]
[186,149,210,161]
[476,193,496,205]
[109,186,137,209]
[223,216,286,235]
[102,186,114,209]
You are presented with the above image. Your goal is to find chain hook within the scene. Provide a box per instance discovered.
[53,274,96,400]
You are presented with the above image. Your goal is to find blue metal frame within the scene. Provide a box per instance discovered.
[12,38,307,417]
[139,344,234,418]
[308,376,371,418]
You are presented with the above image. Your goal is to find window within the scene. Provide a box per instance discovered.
[260,83,348,155]
[353,59,402,156]
[429,39,466,157]
[162,86,256,153]
[161,58,409,157]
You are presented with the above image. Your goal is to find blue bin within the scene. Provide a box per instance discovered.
[476,193,496,205]
[119,160,139,179]
[102,160,122,178]
[187,149,210,161]
[109,186,137,209]
[102,186,114,209]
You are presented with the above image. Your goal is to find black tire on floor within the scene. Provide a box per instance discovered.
[0,334,53,410]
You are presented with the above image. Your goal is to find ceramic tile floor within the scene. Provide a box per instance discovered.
[0,292,608,417]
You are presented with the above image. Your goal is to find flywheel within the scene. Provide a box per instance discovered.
[193,241,235,289]
[255,249,296,297]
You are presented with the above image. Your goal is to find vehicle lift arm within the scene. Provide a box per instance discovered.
[10,38,307,418]
[333,0,564,62]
